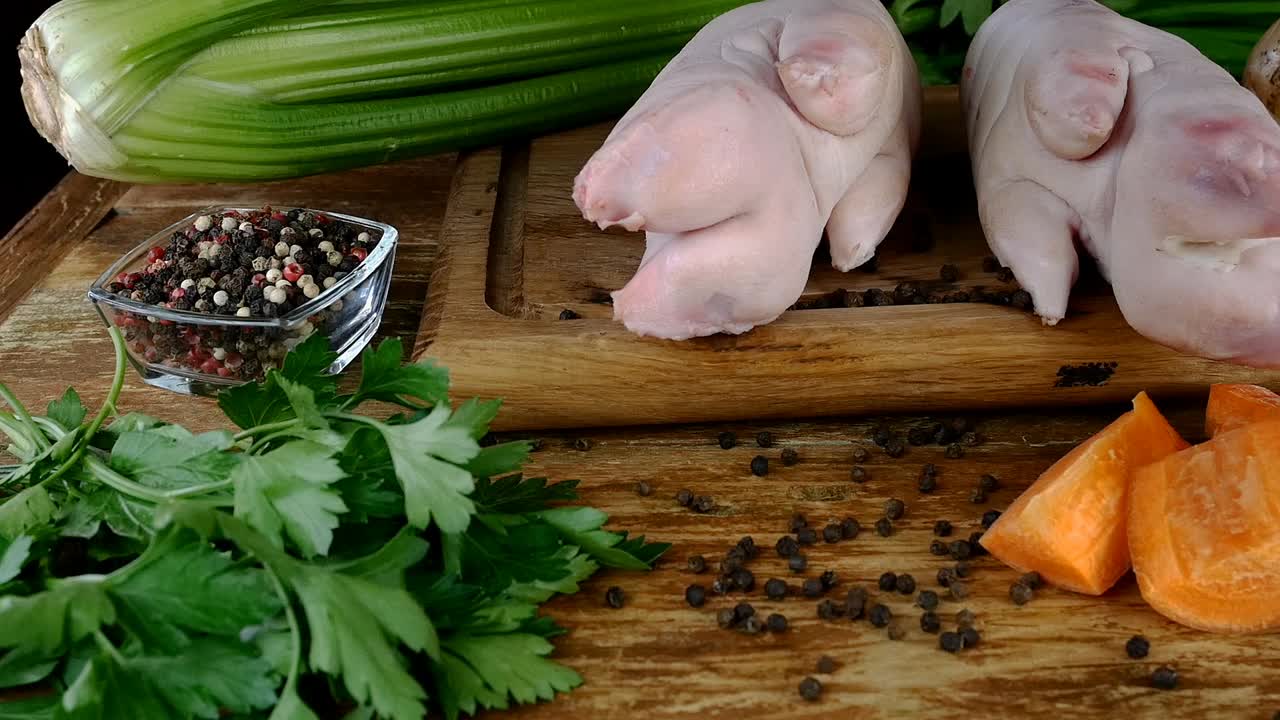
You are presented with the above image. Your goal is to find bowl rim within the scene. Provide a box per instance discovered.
[87,205,398,328]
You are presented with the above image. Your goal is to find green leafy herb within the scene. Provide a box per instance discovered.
[350,337,450,409]
[0,535,33,584]
[47,388,86,432]
[232,441,348,558]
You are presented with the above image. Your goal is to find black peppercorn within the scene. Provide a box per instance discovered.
[789,554,808,573]
[940,631,963,653]
[961,431,982,447]
[940,264,960,282]
[740,615,765,635]
[817,599,842,620]
[917,590,940,611]
[802,578,824,598]
[930,540,948,556]
[875,518,893,537]
[878,572,898,592]
[908,426,932,446]
[685,585,707,607]
[884,499,906,520]
[1151,667,1178,690]
[1020,572,1043,589]
[766,613,789,633]
[790,513,809,533]
[733,602,756,623]
[933,520,953,537]
[1125,635,1150,659]
[816,656,837,674]
[1010,582,1034,606]
[968,532,987,556]
[919,473,938,494]
[954,561,972,578]
[852,446,870,463]
[845,587,868,620]
[558,308,580,320]
[949,581,970,601]
[921,611,941,634]
[691,495,715,513]
[717,608,736,629]
[996,266,1015,283]
[717,431,737,449]
[884,437,906,458]
[676,489,693,507]
[960,627,980,648]
[776,536,800,557]
[572,438,593,453]
[711,577,732,595]
[750,455,769,477]
[730,569,755,593]
[949,540,973,560]
[970,488,988,504]
[797,527,818,545]
[823,524,842,543]
[955,609,977,628]
[946,443,965,459]
[820,570,838,590]
[981,510,1002,528]
[605,586,625,609]
[937,568,956,587]
[840,517,860,539]
[687,555,707,574]
[982,256,1000,273]
[979,474,1000,493]
[720,553,744,575]
[765,578,788,600]
[934,425,959,446]
[756,431,774,448]
[781,448,799,466]
[869,604,892,628]
[896,574,917,595]
[851,466,869,483]
[635,481,652,497]
[799,677,823,701]
[737,536,758,559]
[871,426,892,447]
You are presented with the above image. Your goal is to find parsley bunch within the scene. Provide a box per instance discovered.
[0,328,668,719]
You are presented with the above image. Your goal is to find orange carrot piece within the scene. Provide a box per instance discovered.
[980,392,1189,595]
[1206,384,1280,437]
[1129,420,1280,634]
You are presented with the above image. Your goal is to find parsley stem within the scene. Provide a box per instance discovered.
[165,479,233,498]
[92,630,126,665]
[232,419,302,444]
[0,413,37,461]
[262,558,306,710]
[0,384,49,452]
[83,456,169,504]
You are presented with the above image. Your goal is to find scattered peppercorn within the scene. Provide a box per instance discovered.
[869,604,892,628]
[765,578,788,600]
[676,489,693,507]
[776,536,800,557]
[820,570,838,590]
[896,574,917,595]
[817,599,843,620]
[740,615,765,635]
[1125,636,1150,659]
[940,264,960,282]
[686,585,707,607]
[996,266,1015,282]
[823,524,842,543]
[871,426,892,447]
[852,446,871,463]
[879,573,898,592]
[956,609,977,628]
[750,455,769,477]
[816,656,837,674]
[737,536,758,559]
[960,627,980,648]
[573,438,593,452]
[797,527,818,545]
[717,608,736,629]
[936,568,956,588]
[908,426,933,446]
[712,577,732,595]
[982,256,1001,273]
[970,488,988,504]
[979,474,1000,492]
[934,425,959,446]
[921,611,941,634]
[884,498,906,520]
[733,602,756,622]
[845,588,868,619]
[884,437,906,458]
[933,520,953,537]
[1010,582,1034,606]
[731,569,756,593]
[949,540,973,560]
[767,613,789,633]
[919,473,938,494]
[840,517,861,539]
[756,431,774,448]
[930,540,948,556]
[949,581,971,601]
[1151,666,1178,690]
[558,308,580,320]
[802,578,825,598]
[781,448,800,466]
[692,495,715,513]
[851,466,869,483]
[981,510,1002,528]
[790,513,809,533]
[635,481,652,497]
[1020,572,1042,589]
[917,590,940,611]
[967,533,987,555]
[799,677,823,701]
[875,518,893,537]
[717,431,737,449]
[605,586,625,609]
[687,555,707,574]
[940,631,963,653]
[720,553,744,575]
[961,431,982,447]
[946,443,965,459]
[789,555,809,573]
[954,561,972,578]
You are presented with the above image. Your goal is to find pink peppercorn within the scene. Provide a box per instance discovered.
[200,358,222,375]
[146,246,166,263]
[169,287,186,301]
[350,247,368,262]
[283,263,304,283]
[223,352,244,369]
[252,273,266,287]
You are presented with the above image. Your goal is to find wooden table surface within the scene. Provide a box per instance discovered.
[1,158,1277,720]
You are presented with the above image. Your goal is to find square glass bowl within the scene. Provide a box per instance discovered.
[88,206,398,396]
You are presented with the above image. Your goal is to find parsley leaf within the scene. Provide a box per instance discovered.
[109,430,240,491]
[334,428,403,522]
[0,646,60,689]
[441,521,572,594]
[368,405,480,533]
[0,578,113,656]
[464,442,533,480]
[0,695,56,719]
[348,338,450,409]
[232,441,348,558]
[939,0,992,35]
[444,399,502,439]
[501,550,597,605]
[535,507,670,570]
[46,388,86,432]
[327,528,428,587]
[217,334,338,430]
[470,475,579,515]
[0,486,55,542]
[0,535,32,584]
[432,633,581,720]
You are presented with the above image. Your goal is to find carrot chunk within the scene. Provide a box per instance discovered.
[1205,384,1280,437]
[980,392,1188,595]
[1128,420,1280,634]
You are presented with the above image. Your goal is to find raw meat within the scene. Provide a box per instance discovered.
[572,0,921,340]
[963,0,1280,367]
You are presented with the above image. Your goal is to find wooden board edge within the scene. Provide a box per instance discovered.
[0,171,130,323]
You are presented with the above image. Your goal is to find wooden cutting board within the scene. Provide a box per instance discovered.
[414,86,1280,431]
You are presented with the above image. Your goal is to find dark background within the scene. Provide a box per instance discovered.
[6,1,68,237]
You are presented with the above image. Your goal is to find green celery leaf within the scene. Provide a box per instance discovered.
[535,507,669,570]
[433,634,580,720]
[232,441,348,558]
[0,536,33,584]
[217,334,338,430]
[350,339,449,409]
[0,486,58,543]
[444,399,503,440]
[107,527,281,652]
[294,568,438,720]
[0,695,57,719]
[369,405,480,533]
[334,429,402,522]
[127,638,279,718]
[46,389,86,432]
[328,527,427,586]
[109,430,240,490]
[0,578,113,656]
[464,442,532,480]
[470,475,578,515]
[443,521,571,594]
[0,646,60,689]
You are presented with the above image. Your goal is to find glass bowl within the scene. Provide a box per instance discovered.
[87,205,398,396]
